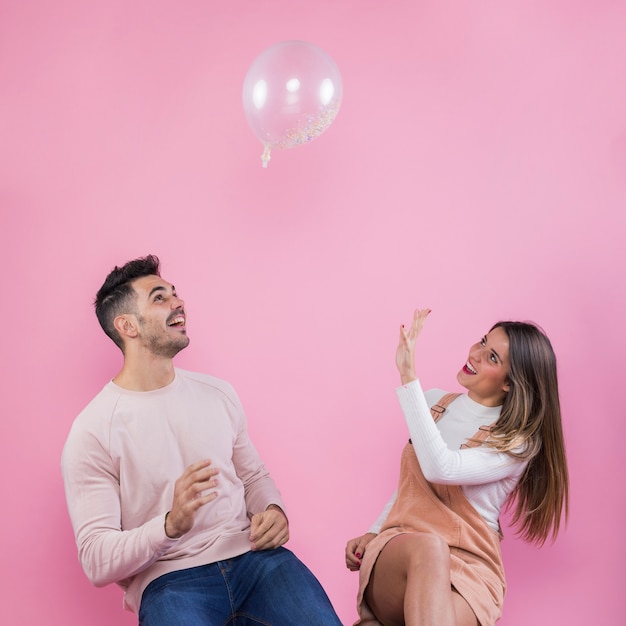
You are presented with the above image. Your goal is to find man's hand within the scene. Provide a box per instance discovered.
[249,505,289,551]
[165,459,220,539]
[345,532,377,571]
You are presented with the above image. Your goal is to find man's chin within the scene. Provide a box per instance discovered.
[174,336,190,353]
[154,337,190,359]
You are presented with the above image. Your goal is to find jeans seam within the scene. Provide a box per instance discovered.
[219,561,237,626]
[230,612,272,625]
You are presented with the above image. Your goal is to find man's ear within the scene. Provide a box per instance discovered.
[114,314,139,340]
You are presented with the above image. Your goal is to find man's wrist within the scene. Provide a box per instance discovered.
[164,511,179,539]
[266,504,287,518]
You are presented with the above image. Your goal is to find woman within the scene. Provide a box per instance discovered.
[345,309,569,626]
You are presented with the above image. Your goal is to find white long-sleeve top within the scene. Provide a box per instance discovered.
[369,380,527,533]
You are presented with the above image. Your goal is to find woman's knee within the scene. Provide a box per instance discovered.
[413,532,449,554]
[391,532,451,579]
[374,533,450,582]
[400,532,449,560]
[366,534,452,625]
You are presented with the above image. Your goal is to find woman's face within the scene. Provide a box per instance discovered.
[457,326,510,407]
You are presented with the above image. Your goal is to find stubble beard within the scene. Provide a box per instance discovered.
[137,314,191,359]
[147,333,190,358]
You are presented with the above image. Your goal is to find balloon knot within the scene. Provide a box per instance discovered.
[261,145,271,168]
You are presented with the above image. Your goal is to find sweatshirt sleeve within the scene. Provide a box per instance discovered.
[228,389,285,517]
[396,379,523,485]
[61,428,180,588]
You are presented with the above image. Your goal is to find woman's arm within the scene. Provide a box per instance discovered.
[368,490,397,533]
[395,310,523,484]
[397,379,522,484]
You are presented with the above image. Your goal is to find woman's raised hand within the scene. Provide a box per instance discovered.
[396,308,431,385]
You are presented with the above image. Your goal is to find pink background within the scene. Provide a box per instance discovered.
[1,1,624,624]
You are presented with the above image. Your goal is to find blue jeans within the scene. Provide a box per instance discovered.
[138,548,342,625]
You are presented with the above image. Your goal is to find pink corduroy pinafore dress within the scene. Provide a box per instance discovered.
[355,393,507,626]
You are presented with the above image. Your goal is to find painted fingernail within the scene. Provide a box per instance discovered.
[356,553,362,559]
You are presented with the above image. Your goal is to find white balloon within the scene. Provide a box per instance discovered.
[243,41,343,167]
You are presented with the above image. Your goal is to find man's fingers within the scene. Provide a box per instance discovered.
[250,510,289,550]
[189,474,219,498]
[179,462,220,500]
[250,512,274,540]
[192,490,219,508]
[184,458,214,475]
[252,525,289,550]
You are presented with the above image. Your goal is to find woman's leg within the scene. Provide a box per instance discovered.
[364,533,478,626]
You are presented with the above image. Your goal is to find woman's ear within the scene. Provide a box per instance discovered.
[503,379,511,393]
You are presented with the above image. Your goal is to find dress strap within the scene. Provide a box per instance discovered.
[430,393,495,449]
[429,393,461,422]
[460,425,493,449]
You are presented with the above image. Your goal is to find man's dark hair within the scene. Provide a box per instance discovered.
[94,254,161,351]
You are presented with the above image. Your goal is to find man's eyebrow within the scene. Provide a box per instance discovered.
[148,284,171,298]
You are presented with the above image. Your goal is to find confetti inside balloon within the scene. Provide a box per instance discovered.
[243,41,343,167]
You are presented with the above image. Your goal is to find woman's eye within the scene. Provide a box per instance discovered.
[490,354,497,363]
[480,338,486,346]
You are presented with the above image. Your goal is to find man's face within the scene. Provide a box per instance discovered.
[129,274,190,358]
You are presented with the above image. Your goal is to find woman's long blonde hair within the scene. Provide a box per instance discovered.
[485,321,569,545]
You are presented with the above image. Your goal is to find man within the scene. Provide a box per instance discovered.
[62,255,341,625]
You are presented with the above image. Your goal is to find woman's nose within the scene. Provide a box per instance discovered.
[470,343,483,360]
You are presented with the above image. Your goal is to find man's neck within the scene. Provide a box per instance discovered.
[113,354,176,391]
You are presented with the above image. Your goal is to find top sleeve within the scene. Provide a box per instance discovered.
[396,380,523,485]
[368,489,397,534]
[228,389,286,517]
[61,427,179,588]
